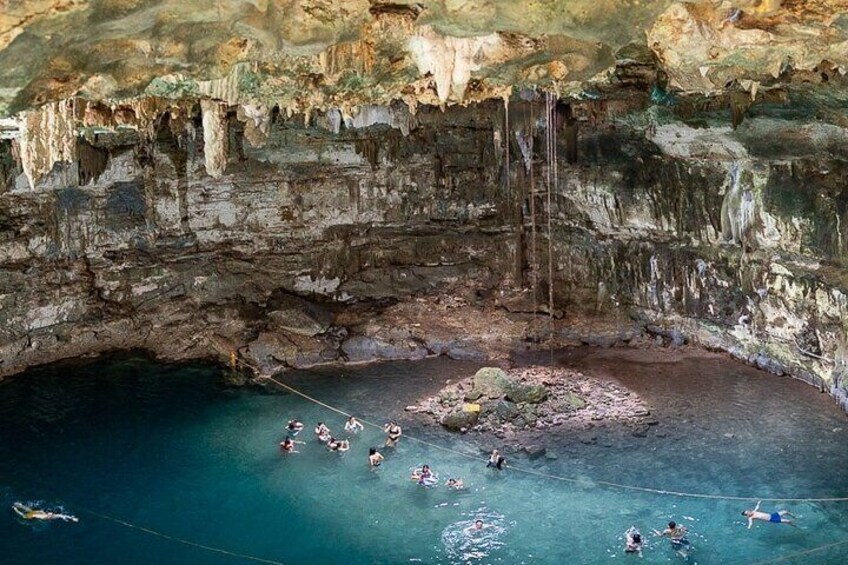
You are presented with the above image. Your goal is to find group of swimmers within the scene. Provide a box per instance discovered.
[279,415,800,558]
[620,502,798,558]
[280,416,402,460]
[279,415,480,488]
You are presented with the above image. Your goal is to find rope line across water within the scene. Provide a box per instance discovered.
[79,509,286,565]
[749,538,848,564]
[262,376,848,504]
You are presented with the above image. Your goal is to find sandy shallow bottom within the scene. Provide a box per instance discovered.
[1,348,847,564]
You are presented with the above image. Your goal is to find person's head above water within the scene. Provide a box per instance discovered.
[369,447,377,455]
[475,520,483,529]
[422,464,430,471]
[668,521,676,529]
[632,533,642,544]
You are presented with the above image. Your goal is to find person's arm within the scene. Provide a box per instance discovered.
[754,501,761,513]
[747,516,753,529]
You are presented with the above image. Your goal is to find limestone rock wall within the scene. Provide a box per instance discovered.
[0,98,846,410]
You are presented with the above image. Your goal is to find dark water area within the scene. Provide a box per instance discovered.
[1,349,846,564]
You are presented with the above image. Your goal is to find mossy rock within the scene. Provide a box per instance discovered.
[440,409,479,431]
[566,393,586,410]
[505,382,548,404]
[494,399,519,421]
[471,367,511,399]
[464,389,483,401]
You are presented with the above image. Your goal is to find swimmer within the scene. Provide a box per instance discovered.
[315,422,330,440]
[368,447,384,467]
[464,519,487,534]
[326,437,340,451]
[286,419,304,436]
[446,478,465,489]
[411,464,433,482]
[653,521,691,556]
[624,526,643,557]
[742,501,797,528]
[344,416,364,434]
[384,421,403,447]
[12,503,78,523]
[280,437,301,453]
[335,439,351,452]
[486,449,505,470]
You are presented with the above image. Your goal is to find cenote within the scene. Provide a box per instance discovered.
[2,350,847,564]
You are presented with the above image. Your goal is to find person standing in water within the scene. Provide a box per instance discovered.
[742,501,797,528]
[384,422,402,447]
[12,503,78,523]
[345,416,364,434]
[369,447,384,466]
[487,449,505,470]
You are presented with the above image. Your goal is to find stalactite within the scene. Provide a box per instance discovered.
[355,137,380,170]
[77,138,108,186]
[18,99,77,190]
[200,99,229,179]
[558,103,578,164]
[729,90,753,130]
[238,103,271,148]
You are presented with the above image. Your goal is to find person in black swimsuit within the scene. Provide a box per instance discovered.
[384,422,402,447]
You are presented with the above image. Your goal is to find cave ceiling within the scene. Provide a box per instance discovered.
[0,0,847,122]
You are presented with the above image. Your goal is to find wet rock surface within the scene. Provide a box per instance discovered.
[410,365,651,440]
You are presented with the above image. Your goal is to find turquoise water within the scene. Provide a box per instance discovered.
[1,351,847,564]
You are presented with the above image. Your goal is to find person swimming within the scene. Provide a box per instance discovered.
[315,423,331,443]
[344,416,364,434]
[12,502,78,523]
[486,449,505,470]
[328,438,350,452]
[742,501,797,528]
[384,422,402,447]
[446,478,465,489]
[368,447,384,467]
[287,419,304,436]
[654,521,691,556]
[625,526,643,556]
[411,464,438,486]
[464,519,487,534]
[280,437,299,453]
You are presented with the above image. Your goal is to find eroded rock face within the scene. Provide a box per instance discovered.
[0,87,846,410]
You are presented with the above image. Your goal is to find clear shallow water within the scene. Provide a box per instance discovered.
[1,351,847,564]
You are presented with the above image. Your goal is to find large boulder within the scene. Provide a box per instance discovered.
[471,367,511,399]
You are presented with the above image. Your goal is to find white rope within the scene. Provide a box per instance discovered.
[82,509,286,565]
[749,538,848,564]
[261,375,848,504]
